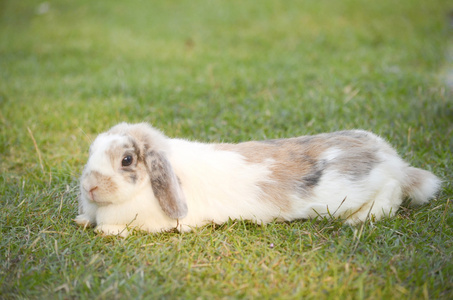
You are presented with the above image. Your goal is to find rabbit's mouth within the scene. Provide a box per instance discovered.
[93,200,111,206]
[90,193,112,206]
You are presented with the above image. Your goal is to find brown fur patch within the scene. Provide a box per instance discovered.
[215,131,381,213]
[91,170,118,194]
[215,137,328,213]
[107,142,123,167]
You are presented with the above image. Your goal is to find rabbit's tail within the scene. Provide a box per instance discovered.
[402,167,441,206]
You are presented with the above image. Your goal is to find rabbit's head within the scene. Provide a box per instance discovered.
[79,123,188,219]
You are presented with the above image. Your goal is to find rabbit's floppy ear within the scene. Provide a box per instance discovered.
[145,150,188,219]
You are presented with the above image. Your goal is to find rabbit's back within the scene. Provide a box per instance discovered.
[214,130,430,223]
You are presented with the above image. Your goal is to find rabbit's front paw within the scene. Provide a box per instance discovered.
[74,214,95,228]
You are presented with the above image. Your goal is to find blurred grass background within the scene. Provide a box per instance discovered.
[1,0,452,298]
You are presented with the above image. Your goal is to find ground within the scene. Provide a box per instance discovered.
[1,0,452,298]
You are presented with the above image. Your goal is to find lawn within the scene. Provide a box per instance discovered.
[1,0,452,298]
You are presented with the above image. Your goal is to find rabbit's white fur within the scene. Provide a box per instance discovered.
[75,123,441,237]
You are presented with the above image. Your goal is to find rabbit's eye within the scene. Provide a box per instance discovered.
[122,155,133,167]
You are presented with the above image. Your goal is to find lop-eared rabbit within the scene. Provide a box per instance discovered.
[75,123,440,237]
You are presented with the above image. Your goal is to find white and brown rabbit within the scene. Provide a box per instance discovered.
[74,122,440,237]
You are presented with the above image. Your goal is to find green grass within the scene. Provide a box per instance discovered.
[1,0,452,298]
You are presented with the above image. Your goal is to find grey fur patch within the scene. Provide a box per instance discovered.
[334,150,380,179]
[129,173,138,184]
[129,138,141,160]
[300,160,325,189]
[321,132,381,179]
[146,150,188,219]
[120,166,138,184]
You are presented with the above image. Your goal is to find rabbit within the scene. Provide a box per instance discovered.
[74,122,441,237]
